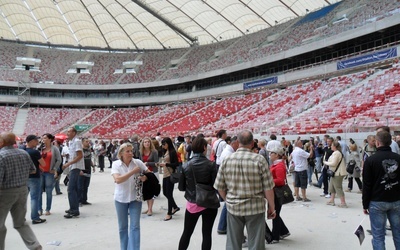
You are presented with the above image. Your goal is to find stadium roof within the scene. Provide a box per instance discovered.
[0,0,341,50]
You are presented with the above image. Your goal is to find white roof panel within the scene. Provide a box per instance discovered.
[0,0,343,50]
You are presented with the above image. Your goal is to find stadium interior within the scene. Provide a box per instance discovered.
[0,0,400,139]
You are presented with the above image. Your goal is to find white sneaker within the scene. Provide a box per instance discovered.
[325,194,331,198]
[320,193,326,197]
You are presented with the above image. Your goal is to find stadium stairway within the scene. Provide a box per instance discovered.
[274,69,380,134]
[13,108,28,135]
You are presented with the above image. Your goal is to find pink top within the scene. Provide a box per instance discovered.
[186,201,206,214]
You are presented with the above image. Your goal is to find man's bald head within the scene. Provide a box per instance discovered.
[295,140,303,148]
[238,130,253,147]
[1,132,16,147]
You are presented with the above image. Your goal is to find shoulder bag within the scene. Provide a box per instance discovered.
[191,166,220,209]
[326,153,343,178]
[166,166,181,184]
[346,159,356,174]
[274,178,294,205]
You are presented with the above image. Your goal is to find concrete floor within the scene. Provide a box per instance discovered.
[4,164,396,250]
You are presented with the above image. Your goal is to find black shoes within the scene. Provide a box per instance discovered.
[64,209,80,218]
[217,230,227,235]
[32,218,46,224]
[64,212,80,219]
[171,207,180,215]
[81,201,92,205]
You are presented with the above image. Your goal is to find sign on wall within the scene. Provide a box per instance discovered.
[337,48,397,70]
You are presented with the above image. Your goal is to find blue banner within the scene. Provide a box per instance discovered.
[243,76,278,90]
[337,48,397,70]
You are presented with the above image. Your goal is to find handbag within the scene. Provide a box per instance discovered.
[326,153,343,178]
[191,166,220,209]
[274,180,294,205]
[166,166,181,183]
[346,160,356,174]
[135,175,143,201]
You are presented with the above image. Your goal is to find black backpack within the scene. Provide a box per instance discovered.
[346,160,356,174]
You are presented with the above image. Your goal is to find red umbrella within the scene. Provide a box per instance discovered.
[55,133,67,143]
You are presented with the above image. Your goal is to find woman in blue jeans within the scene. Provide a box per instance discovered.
[39,133,61,216]
[111,143,149,250]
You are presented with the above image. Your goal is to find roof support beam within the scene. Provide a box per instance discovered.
[201,1,245,36]
[116,0,164,50]
[79,0,110,48]
[278,0,299,17]
[131,0,196,44]
[166,0,219,43]
[239,0,272,27]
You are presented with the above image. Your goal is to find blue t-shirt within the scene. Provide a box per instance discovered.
[25,147,42,178]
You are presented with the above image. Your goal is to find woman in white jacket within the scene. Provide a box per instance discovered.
[323,141,348,208]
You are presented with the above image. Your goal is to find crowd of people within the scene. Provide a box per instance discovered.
[1,126,400,250]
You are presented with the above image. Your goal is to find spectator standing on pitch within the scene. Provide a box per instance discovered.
[92,140,100,168]
[97,140,107,172]
[314,137,333,198]
[38,133,61,216]
[111,143,149,250]
[266,134,281,166]
[139,137,159,216]
[79,138,95,206]
[363,131,400,249]
[346,144,363,193]
[292,140,313,202]
[217,136,239,235]
[376,126,400,154]
[62,127,84,219]
[178,137,218,250]
[214,130,275,250]
[24,135,47,224]
[61,140,70,186]
[107,140,115,168]
[212,130,227,168]
[324,141,347,208]
[0,132,43,250]
[159,137,180,221]
[52,140,63,195]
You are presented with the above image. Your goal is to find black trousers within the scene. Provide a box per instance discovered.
[98,155,105,171]
[271,193,289,241]
[163,177,178,215]
[178,208,218,250]
[322,166,329,194]
[348,177,363,190]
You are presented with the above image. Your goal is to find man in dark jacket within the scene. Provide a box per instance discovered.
[362,131,400,250]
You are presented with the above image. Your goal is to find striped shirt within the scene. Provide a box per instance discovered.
[0,146,36,189]
[214,147,274,216]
